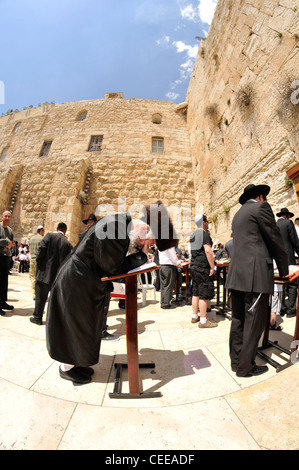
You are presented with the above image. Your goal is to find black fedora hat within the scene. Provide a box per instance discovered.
[239,184,270,205]
[276,207,294,218]
[82,213,97,225]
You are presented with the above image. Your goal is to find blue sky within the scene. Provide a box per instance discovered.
[0,0,218,114]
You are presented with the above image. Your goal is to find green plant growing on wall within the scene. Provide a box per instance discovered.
[222,204,231,214]
[285,176,293,188]
[211,213,218,224]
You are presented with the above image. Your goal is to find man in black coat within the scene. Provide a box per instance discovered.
[276,207,299,317]
[0,211,14,315]
[29,223,73,325]
[226,184,288,377]
[46,201,178,385]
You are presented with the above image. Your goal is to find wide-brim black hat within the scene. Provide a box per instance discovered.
[276,207,294,218]
[239,184,270,205]
[141,200,179,251]
[82,213,97,225]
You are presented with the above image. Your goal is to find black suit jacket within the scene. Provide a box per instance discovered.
[36,232,73,286]
[277,218,299,265]
[226,200,288,294]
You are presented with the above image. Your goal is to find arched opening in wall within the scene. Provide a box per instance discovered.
[152,113,162,124]
[76,110,88,121]
[12,122,21,133]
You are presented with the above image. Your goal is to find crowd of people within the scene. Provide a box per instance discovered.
[0,186,298,384]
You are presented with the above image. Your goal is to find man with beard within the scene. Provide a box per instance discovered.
[46,201,178,385]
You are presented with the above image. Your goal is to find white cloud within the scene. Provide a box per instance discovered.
[198,0,218,25]
[166,91,180,100]
[180,1,218,25]
[156,35,170,46]
[180,4,198,22]
[173,40,198,59]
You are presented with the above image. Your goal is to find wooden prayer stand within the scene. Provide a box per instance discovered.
[102,264,162,399]
[257,270,299,373]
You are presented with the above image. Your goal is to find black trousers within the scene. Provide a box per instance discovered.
[0,254,10,302]
[281,280,298,316]
[160,265,177,307]
[33,281,51,320]
[229,290,269,376]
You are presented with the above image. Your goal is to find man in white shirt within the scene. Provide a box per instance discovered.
[158,246,181,309]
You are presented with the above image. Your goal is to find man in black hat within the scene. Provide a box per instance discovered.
[276,207,299,317]
[226,184,288,377]
[78,213,98,242]
[29,223,73,325]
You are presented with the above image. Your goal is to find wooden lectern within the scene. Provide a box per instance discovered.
[257,269,299,372]
[102,264,162,399]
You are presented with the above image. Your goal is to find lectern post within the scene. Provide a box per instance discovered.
[102,265,162,399]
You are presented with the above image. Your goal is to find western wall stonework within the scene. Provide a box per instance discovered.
[186,0,298,243]
[0,98,194,246]
[0,0,298,248]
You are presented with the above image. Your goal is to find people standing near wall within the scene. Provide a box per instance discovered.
[29,223,72,325]
[276,208,299,318]
[29,226,45,300]
[159,246,181,309]
[189,214,217,328]
[0,211,14,315]
[226,184,288,377]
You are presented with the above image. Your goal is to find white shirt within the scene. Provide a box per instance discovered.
[158,247,180,266]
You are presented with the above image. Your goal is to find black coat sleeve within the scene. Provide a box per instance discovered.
[257,202,288,277]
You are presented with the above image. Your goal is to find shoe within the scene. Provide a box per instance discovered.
[102,331,120,341]
[59,366,91,384]
[191,317,200,323]
[0,302,14,310]
[236,365,268,377]
[198,319,218,328]
[30,316,42,325]
[270,323,282,331]
[161,304,176,309]
[73,366,94,376]
[0,309,5,316]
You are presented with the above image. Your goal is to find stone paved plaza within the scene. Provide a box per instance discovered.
[0,271,298,450]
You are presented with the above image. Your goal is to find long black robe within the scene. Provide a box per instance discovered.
[46,213,147,366]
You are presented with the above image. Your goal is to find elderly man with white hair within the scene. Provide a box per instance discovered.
[46,201,178,385]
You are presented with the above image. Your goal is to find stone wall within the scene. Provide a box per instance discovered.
[1,0,298,248]
[186,0,299,244]
[0,98,194,246]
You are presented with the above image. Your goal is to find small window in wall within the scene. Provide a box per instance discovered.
[0,147,9,161]
[152,113,162,124]
[152,137,164,153]
[76,110,87,121]
[88,135,103,152]
[13,122,21,133]
[40,141,53,157]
